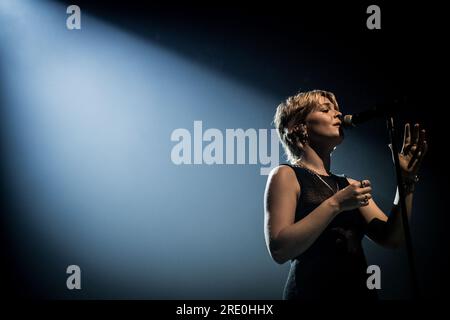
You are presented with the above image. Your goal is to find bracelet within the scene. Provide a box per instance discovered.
[401,175,418,193]
[402,183,416,193]
[403,174,419,185]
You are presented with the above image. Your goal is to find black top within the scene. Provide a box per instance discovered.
[281,163,378,300]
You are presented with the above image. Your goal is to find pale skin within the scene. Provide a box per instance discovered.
[264,96,428,264]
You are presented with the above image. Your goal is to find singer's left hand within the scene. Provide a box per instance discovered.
[392,123,428,178]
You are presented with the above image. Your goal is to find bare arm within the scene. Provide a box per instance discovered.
[385,187,415,246]
[264,165,341,264]
[346,177,410,248]
[351,123,428,248]
[264,165,374,264]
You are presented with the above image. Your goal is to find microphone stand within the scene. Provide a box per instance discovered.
[386,116,419,299]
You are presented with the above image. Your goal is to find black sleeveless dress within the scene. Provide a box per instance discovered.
[281,163,378,300]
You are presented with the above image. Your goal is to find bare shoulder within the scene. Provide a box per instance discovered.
[268,165,296,181]
[266,165,300,193]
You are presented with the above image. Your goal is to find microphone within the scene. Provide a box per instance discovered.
[342,99,404,128]
[342,108,384,128]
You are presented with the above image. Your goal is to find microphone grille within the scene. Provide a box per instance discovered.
[342,115,354,128]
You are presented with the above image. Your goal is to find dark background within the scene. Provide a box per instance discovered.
[1,0,448,300]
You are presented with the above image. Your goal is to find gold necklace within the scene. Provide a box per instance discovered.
[293,162,339,194]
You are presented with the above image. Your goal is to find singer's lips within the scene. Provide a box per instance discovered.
[333,122,342,126]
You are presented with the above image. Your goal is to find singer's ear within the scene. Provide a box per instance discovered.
[299,124,308,134]
[284,127,295,144]
[288,125,298,135]
[286,125,299,142]
[291,124,303,132]
[286,124,308,144]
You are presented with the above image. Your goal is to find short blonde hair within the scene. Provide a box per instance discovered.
[273,89,339,164]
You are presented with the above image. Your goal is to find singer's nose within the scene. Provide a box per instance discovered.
[336,111,343,119]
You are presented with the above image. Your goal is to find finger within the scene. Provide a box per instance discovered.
[418,129,426,148]
[410,144,418,159]
[412,123,420,145]
[359,186,372,194]
[413,140,428,169]
[424,137,428,148]
[358,194,372,206]
[408,150,422,169]
[402,144,411,156]
[403,123,411,149]
[421,140,428,157]
[416,130,427,159]
[357,193,372,201]
[404,140,419,158]
[409,133,425,166]
[359,180,371,188]
[352,181,364,188]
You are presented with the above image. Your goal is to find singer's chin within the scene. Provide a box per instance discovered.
[335,136,344,146]
[330,136,344,149]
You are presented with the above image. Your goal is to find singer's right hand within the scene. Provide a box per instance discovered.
[330,180,372,213]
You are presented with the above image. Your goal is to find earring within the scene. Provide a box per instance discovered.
[300,126,308,142]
